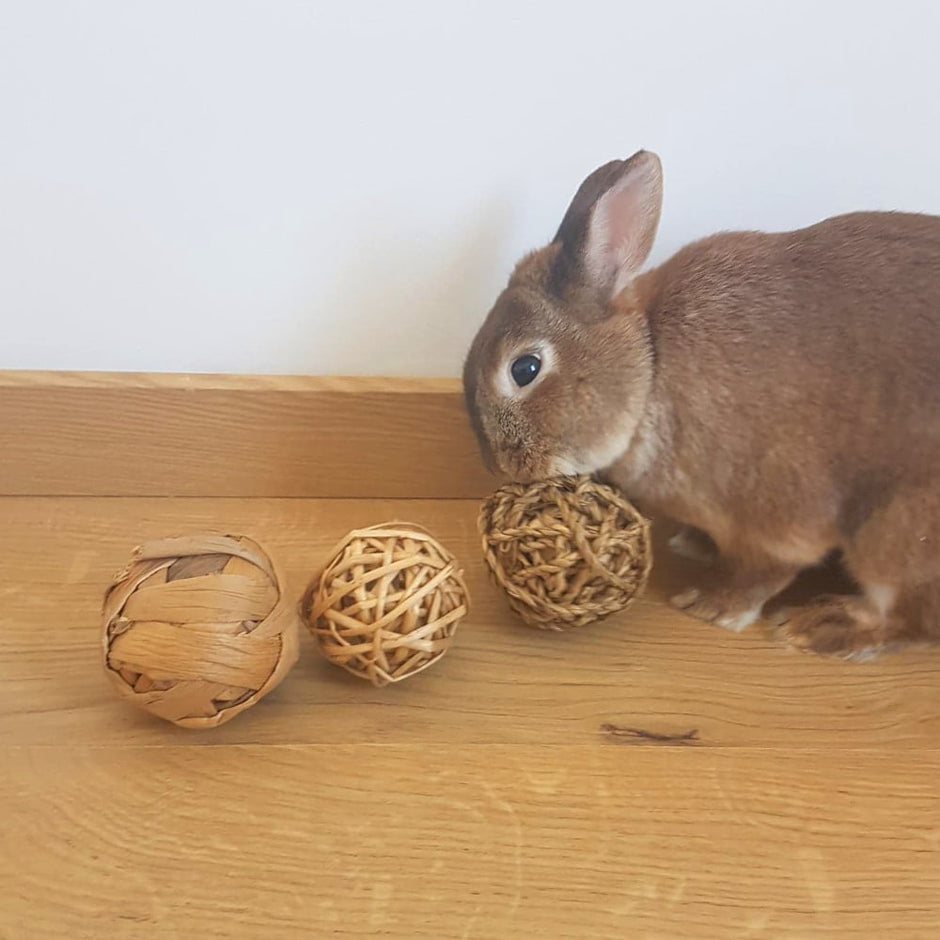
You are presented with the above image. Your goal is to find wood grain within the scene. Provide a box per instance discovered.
[0,371,498,498]
[3,744,939,939]
[4,441,940,938]
[3,496,940,750]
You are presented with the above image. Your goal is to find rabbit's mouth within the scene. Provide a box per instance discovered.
[498,454,540,484]
[494,442,555,484]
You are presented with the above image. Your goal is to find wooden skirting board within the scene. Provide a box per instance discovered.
[0,370,498,499]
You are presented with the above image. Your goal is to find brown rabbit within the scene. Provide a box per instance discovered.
[463,149,940,658]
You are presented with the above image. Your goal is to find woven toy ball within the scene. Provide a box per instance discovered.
[302,523,469,686]
[479,475,652,631]
[102,534,301,728]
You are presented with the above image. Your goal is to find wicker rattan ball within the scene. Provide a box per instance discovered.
[102,534,301,728]
[479,475,652,630]
[302,523,469,686]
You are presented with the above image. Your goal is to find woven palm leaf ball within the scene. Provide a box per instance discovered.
[479,475,652,631]
[102,534,301,728]
[302,523,469,687]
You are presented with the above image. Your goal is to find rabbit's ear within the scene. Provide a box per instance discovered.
[552,150,663,299]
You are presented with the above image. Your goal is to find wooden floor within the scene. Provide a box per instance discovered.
[3,495,940,938]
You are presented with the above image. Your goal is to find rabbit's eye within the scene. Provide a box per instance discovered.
[510,354,541,388]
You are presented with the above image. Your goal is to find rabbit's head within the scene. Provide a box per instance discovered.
[463,150,663,481]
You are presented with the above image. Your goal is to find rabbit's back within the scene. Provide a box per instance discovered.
[644,211,940,452]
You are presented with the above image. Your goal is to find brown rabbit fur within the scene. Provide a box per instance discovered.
[463,150,940,658]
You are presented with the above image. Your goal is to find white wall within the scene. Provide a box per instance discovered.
[3,0,939,377]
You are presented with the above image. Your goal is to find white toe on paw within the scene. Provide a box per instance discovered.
[715,608,760,633]
[841,646,883,663]
[670,588,701,609]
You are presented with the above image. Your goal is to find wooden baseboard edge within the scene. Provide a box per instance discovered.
[0,371,498,499]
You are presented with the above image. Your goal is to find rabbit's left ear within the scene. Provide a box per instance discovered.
[552,150,663,300]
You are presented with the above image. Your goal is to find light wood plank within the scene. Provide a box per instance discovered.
[3,495,939,748]
[0,370,497,498]
[3,744,938,939]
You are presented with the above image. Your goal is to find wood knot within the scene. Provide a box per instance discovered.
[600,723,700,745]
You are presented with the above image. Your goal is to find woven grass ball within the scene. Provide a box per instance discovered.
[479,475,652,631]
[302,523,469,686]
[102,534,301,728]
